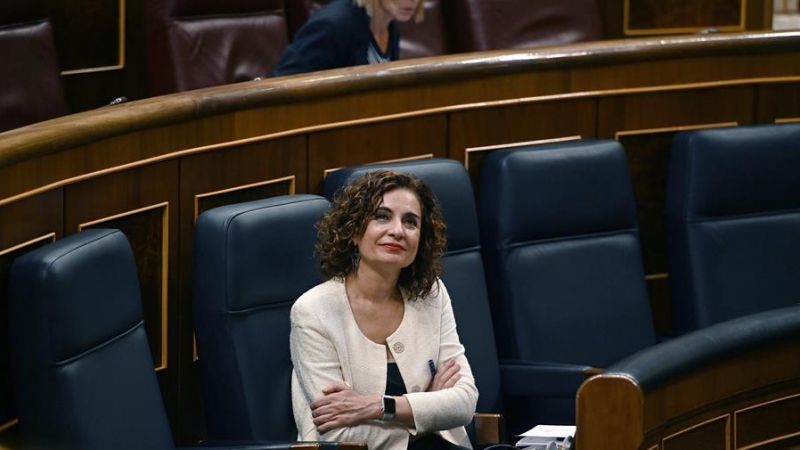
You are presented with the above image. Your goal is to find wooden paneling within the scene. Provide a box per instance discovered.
[663,415,729,450]
[63,161,180,435]
[449,99,596,188]
[735,394,800,449]
[308,116,448,194]
[626,0,744,35]
[756,82,800,123]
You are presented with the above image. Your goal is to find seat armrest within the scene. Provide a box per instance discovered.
[499,360,593,397]
[473,413,504,445]
[190,442,367,450]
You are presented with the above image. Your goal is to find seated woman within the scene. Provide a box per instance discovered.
[273,0,423,76]
[290,170,478,449]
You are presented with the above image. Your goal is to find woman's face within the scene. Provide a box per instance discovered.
[353,187,422,274]
[376,0,421,22]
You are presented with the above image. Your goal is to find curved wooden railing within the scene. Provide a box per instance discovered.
[577,305,800,450]
[1,31,800,445]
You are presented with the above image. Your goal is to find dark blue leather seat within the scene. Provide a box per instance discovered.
[8,229,177,450]
[9,229,321,450]
[666,123,800,334]
[479,140,658,425]
[193,195,329,441]
[324,158,574,438]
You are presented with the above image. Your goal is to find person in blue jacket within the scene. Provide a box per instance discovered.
[273,0,423,76]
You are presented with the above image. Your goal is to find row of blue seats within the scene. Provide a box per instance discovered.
[7,123,800,449]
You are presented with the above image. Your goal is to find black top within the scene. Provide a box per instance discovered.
[273,0,400,77]
[386,362,407,396]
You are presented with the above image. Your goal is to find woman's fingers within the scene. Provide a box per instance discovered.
[430,358,461,391]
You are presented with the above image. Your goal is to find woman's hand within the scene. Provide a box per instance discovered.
[310,384,381,433]
[428,358,461,391]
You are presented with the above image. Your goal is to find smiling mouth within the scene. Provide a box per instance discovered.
[381,244,405,251]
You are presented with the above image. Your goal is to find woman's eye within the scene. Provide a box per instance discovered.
[375,212,390,221]
[403,218,419,228]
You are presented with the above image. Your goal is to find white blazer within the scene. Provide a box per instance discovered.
[290,278,478,450]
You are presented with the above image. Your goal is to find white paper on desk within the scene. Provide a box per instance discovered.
[515,425,576,447]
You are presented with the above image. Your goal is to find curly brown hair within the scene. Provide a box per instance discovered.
[317,170,447,300]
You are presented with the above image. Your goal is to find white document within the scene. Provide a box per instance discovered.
[515,424,576,447]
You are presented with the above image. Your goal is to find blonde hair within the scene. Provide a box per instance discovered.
[353,0,425,23]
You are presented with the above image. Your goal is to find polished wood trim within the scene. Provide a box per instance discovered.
[323,154,434,179]
[78,202,170,371]
[645,273,668,281]
[1,75,799,208]
[615,122,739,139]
[624,0,746,36]
[0,233,57,257]
[193,175,297,220]
[464,136,581,169]
[661,414,730,448]
[776,117,800,123]
[3,31,799,168]
[0,419,18,433]
[734,392,800,450]
[61,0,125,74]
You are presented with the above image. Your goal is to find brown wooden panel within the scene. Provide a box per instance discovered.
[308,115,448,194]
[626,0,743,33]
[0,190,63,442]
[598,87,754,137]
[735,394,800,450]
[756,83,800,123]
[48,0,123,71]
[178,136,306,444]
[64,161,180,436]
[195,176,296,219]
[663,415,729,450]
[449,99,597,188]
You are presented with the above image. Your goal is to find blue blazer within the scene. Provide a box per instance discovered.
[273,0,400,77]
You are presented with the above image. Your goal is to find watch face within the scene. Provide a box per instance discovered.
[384,395,396,414]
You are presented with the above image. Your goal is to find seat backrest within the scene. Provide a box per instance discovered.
[479,140,657,368]
[8,229,174,450]
[0,0,68,132]
[193,195,329,440]
[323,158,504,415]
[397,0,450,59]
[451,0,603,52]
[145,0,289,95]
[666,123,800,333]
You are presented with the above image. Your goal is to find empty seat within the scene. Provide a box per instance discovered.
[145,0,289,95]
[0,1,68,132]
[451,0,603,52]
[193,195,329,441]
[396,0,450,59]
[666,123,800,334]
[8,229,179,450]
[479,140,657,425]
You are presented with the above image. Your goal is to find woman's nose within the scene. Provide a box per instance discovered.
[388,218,404,237]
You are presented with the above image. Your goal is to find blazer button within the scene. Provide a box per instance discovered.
[411,385,421,392]
[392,342,405,354]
